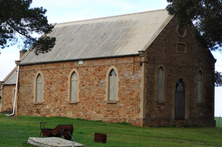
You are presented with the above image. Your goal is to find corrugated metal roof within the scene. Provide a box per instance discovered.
[21,9,173,64]
[3,69,16,85]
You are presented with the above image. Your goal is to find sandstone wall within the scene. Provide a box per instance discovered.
[17,56,143,126]
[1,85,15,112]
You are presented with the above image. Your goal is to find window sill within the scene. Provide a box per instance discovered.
[34,102,45,105]
[68,101,79,104]
[157,101,165,104]
[107,101,117,104]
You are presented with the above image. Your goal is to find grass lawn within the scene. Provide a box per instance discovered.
[0,114,222,147]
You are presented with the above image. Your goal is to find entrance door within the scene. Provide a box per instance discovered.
[175,79,185,120]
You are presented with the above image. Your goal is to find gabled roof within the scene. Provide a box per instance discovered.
[20,9,173,65]
[3,50,30,85]
[3,69,16,85]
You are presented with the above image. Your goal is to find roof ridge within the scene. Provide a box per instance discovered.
[55,9,167,25]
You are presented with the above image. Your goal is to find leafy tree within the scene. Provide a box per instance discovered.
[215,71,222,87]
[0,0,55,54]
[167,0,222,87]
[166,0,222,51]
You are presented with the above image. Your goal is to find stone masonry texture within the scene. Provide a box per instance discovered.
[1,85,15,112]
[143,17,215,127]
[17,57,143,126]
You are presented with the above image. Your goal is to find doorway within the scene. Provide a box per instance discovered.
[175,79,185,120]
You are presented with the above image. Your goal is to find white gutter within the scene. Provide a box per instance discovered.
[6,65,19,116]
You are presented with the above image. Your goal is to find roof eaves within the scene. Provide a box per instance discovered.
[2,84,16,86]
[19,53,140,66]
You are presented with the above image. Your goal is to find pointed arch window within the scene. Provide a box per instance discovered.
[197,71,202,104]
[36,74,43,102]
[68,69,80,103]
[71,72,78,102]
[175,79,185,120]
[106,66,119,102]
[109,69,117,101]
[157,67,164,102]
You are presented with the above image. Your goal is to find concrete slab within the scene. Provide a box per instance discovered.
[27,137,84,147]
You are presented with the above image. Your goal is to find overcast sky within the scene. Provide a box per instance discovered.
[0,0,221,116]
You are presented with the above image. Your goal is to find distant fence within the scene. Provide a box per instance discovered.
[215,116,222,127]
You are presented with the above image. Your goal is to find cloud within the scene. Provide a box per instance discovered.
[0,52,19,80]
[31,0,169,23]
[212,52,222,72]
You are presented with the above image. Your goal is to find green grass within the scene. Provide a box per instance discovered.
[0,114,222,147]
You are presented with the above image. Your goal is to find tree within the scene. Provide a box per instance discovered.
[0,0,56,55]
[166,0,222,51]
[215,71,222,87]
[167,0,222,86]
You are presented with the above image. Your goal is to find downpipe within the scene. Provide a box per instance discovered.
[6,65,19,116]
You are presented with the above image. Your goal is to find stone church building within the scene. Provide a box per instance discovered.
[1,9,216,127]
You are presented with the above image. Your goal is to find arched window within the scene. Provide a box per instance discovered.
[109,69,117,101]
[36,74,43,102]
[197,71,202,104]
[157,67,164,102]
[175,79,185,120]
[68,69,80,103]
[71,72,78,102]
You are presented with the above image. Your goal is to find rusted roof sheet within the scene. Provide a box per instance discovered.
[21,9,173,64]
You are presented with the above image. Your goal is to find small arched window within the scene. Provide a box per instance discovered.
[197,71,202,104]
[157,67,164,102]
[36,74,43,102]
[109,69,117,101]
[71,72,78,102]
